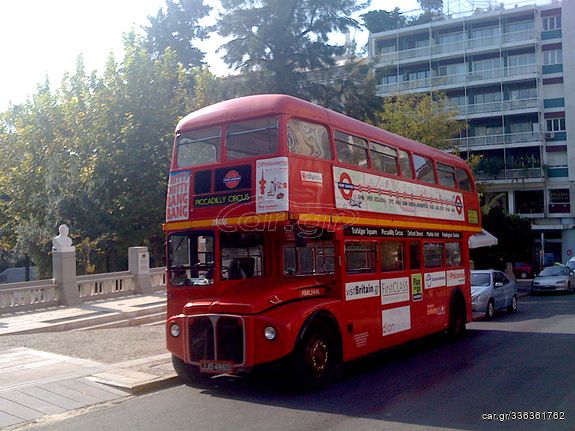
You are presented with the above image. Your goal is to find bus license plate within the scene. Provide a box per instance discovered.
[199,360,234,374]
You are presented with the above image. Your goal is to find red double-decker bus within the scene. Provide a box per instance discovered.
[164,94,482,390]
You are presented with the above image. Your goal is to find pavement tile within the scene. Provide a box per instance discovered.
[0,390,66,416]
[18,386,87,411]
[0,395,44,421]
[0,292,174,427]
[0,410,22,428]
[57,379,125,403]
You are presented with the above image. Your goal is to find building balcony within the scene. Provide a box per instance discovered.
[475,167,544,182]
[376,77,431,95]
[445,97,540,119]
[452,131,543,149]
[469,97,539,116]
[377,64,540,96]
[372,29,538,66]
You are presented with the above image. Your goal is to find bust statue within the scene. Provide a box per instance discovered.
[52,224,75,252]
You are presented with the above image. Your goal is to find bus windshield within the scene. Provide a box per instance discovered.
[177,127,220,167]
[168,231,214,285]
[220,232,264,280]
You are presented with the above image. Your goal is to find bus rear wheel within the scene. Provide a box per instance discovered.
[447,295,466,340]
[292,322,338,391]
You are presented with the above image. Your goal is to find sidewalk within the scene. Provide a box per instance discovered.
[0,293,179,429]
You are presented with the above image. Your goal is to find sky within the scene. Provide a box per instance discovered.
[0,0,547,111]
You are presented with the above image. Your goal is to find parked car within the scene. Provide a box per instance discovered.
[471,270,518,319]
[513,261,533,279]
[565,257,575,272]
[531,265,575,293]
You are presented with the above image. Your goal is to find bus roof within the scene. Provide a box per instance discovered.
[176,94,466,168]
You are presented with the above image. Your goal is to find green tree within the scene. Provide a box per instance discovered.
[374,92,463,150]
[417,0,443,14]
[471,206,533,270]
[215,0,366,97]
[361,8,407,33]
[310,58,381,124]
[0,35,198,275]
[145,0,211,68]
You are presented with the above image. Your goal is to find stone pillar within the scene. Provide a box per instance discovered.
[129,246,152,294]
[52,224,80,306]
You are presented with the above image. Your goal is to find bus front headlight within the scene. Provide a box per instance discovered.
[264,326,277,341]
[170,323,181,337]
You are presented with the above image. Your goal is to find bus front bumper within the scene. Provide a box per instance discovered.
[166,313,293,375]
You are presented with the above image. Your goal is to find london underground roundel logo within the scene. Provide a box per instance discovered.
[454,195,463,214]
[223,170,241,189]
[338,172,354,200]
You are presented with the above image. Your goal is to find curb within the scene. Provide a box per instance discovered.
[89,373,181,395]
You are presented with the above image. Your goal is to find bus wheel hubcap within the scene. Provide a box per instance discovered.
[306,337,328,374]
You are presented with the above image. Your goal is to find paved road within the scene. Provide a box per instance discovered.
[12,293,575,431]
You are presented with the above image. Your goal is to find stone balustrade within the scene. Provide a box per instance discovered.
[0,266,166,313]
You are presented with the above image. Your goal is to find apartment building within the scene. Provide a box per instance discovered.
[368,0,574,265]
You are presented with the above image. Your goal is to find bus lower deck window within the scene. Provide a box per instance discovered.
[380,241,405,271]
[345,242,377,274]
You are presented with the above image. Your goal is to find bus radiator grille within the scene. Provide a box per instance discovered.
[188,316,244,364]
[216,317,244,363]
[189,317,215,362]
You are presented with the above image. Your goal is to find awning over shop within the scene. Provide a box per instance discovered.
[469,229,498,249]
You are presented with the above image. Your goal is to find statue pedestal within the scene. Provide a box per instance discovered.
[52,249,80,306]
[129,247,152,294]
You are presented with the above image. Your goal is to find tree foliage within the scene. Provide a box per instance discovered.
[361,8,406,33]
[310,58,381,124]
[145,0,211,68]
[471,207,533,270]
[0,0,476,278]
[0,35,205,276]
[215,0,366,97]
[374,93,463,150]
[361,2,444,34]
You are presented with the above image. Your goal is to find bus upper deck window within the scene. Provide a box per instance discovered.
[287,119,332,159]
[335,131,368,168]
[398,149,413,178]
[413,154,436,184]
[176,127,220,167]
[226,118,278,160]
[437,162,456,188]
[456,168,472,191]
[370,142,399,175]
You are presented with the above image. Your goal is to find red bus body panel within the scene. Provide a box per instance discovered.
[165,94,481,374]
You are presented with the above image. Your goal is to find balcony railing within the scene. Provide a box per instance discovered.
[373,28,538,64]
[377,64,539,96]
[475,167,544,181]
[377,77,431,94]
[444,97,539,117]
[452,131,543,148]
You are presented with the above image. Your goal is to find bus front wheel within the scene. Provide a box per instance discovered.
[171,354,209,386]
[292,322,338,391]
